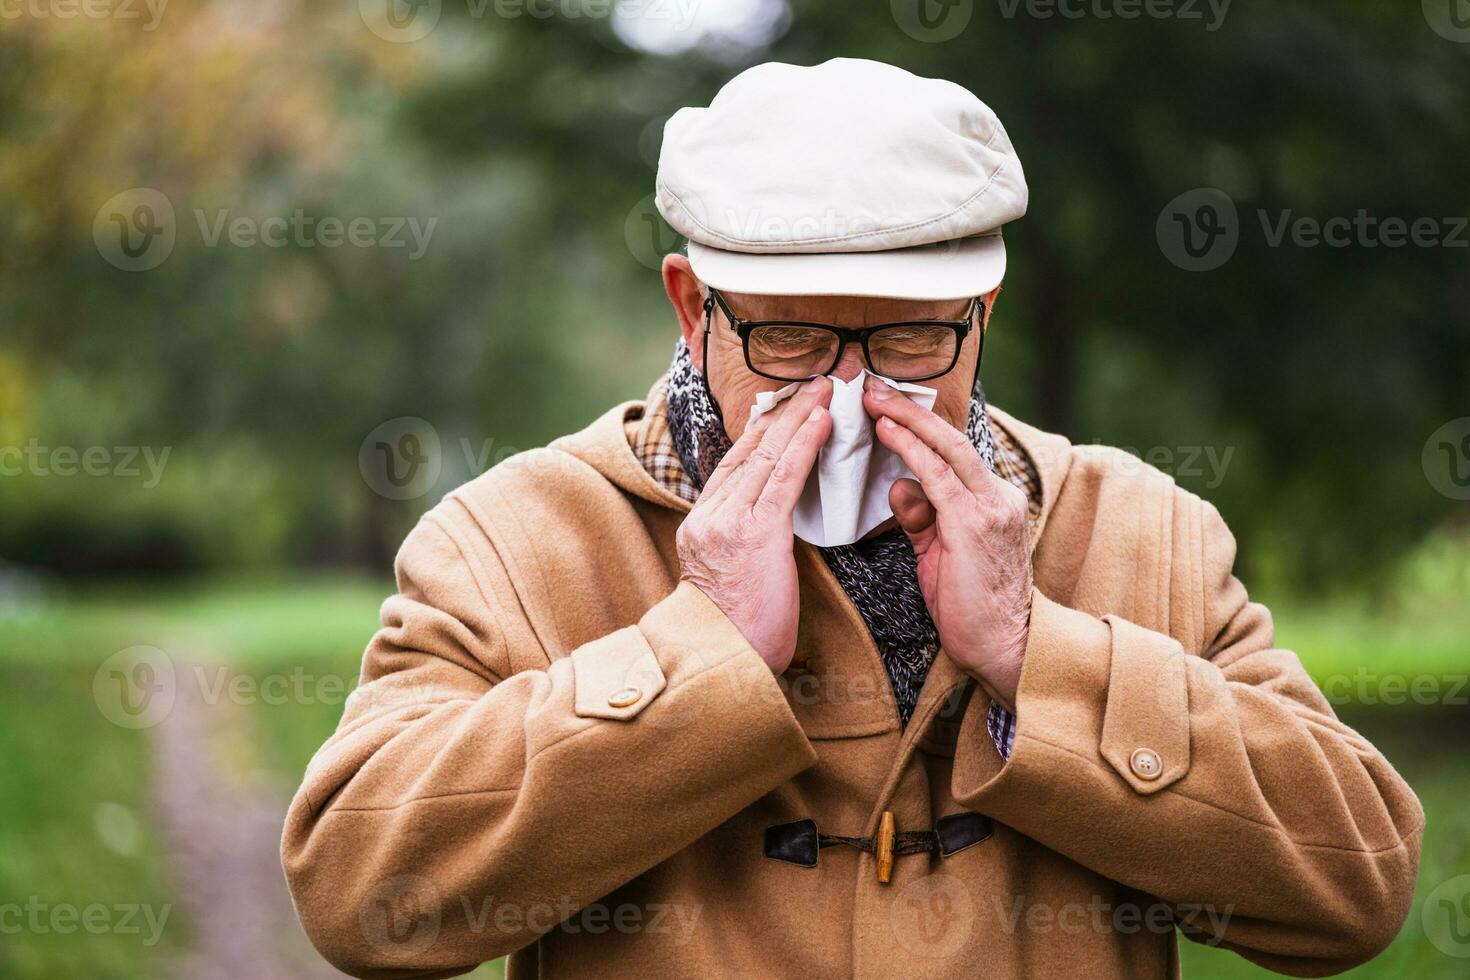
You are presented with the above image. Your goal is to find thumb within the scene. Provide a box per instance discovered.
[889,478,937,538]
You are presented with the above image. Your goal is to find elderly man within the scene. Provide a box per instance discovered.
[284,59,1421,979]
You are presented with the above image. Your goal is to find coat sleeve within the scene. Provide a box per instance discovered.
[281,508,817,979]
[950,495,1424,977]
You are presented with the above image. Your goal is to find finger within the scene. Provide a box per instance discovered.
[888,478,936,534]
[701,381,812,501]
[716,376,833,507]
[888,477,938,552]
[874,415,972,522]
[755,405,831,518]
[862,376,990,494]
[699,407,776,501]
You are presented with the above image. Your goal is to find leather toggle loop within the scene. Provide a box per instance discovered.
[762,812,993,870]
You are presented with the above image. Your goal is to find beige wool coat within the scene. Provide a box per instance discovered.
[282,400,1423,979]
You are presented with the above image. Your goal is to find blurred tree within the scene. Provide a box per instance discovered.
[1,1,1466,592]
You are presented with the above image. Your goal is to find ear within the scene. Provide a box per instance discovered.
[662,253,707,362]
[980,284,1002,333]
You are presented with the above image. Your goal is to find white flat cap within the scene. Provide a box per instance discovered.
[655,58,1028,300]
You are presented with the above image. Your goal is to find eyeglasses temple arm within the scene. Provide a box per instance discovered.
[971,298,988,387]
[700,293,726,423]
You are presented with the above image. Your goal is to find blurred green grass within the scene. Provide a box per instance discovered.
[0,664,178,979]
[0,535,1465,977]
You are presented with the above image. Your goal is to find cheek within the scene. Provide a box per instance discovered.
[929,375,974,431]
[708,355,784,443]
[929,335,981,429]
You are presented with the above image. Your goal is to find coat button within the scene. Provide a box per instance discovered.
[1130,748,1162,780]
[607,687,642,708]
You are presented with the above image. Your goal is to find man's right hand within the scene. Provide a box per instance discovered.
[676,377,833,674]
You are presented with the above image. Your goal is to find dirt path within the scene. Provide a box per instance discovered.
[150,657,347,980]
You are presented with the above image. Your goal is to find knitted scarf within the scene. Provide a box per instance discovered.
[664,339,1001,729]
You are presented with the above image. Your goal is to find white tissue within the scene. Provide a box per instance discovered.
[749,370,938,547]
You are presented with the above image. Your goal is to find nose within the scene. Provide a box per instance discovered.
[830,344,867,382]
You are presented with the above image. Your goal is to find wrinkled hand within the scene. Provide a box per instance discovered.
[863,375,1032,712]
[677,378,833,674]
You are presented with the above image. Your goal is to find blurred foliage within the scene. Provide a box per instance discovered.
[1,0,1467,592]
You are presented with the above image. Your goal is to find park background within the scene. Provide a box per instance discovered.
[1,1,1468,977]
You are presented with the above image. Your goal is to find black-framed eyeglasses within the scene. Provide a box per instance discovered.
[703,288,985,384]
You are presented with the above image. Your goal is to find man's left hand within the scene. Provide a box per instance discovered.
[863,375,1032,713]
